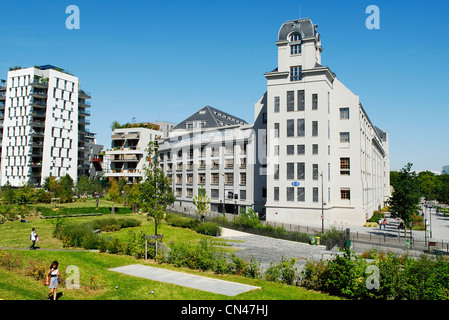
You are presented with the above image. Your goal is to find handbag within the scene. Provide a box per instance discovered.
[43,275,50,286]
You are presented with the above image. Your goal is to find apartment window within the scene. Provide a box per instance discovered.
[274,123,279,138]
[290,44,301,55]
[287,187,295,201]
[287,91,294,111]
[287,163,295,180]
[287,145,295,155]
[225,172,233,184]
[297,144,305,155]
[313,187,319,202]
[274,187,279,201]
[211,189,219,199]
[312,94,318,110]
[240,190,246,200]
[274,145,279,156]
[297,187,305,202]
[312,144,318,155]
[186,173,193,184]
[297,118,305,137]
[340,157,350,175]
[263,113,267,124]
[290,33,301,42]
[340,132,350,143]
[274,96,280,113]
[175,188,182,197]
[312,121,318,136]
[341,189,351,200]
[313,164,319,180]
[290,66,302,81]
[225,159,234,168]
[186,188,193,197]
[340,107,350,119]
[240,173,246,185]
[297,162,305,180]
[274,164,279,180]
[240,158,246,168]
[211,173,219,184]
[297,90,305,111]
[287,119,295,137]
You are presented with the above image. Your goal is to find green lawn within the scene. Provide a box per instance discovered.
[0,249,339,300]
[0,212,340,300]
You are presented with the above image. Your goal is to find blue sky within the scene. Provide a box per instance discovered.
[0,0,448,172]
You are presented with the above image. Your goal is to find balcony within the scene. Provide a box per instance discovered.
[78,118,90,125]
[29,120,45,127]
[29,130,44,137]
[79,108,90,116]
[30,78,48,88]
[78,90,91,99]
[78,100,91,107]
[30,108,46,117]
[30,99,47,108]
[30,89,47,98]
[0,92,6,99]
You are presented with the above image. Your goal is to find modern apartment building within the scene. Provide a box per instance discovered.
[157,105,267,215]
[104,125,166,184]
[0,65,95,186]
[262,18,390,226]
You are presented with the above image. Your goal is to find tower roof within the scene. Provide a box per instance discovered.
[277,18,318,41]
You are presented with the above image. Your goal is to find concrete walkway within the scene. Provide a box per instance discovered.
[108,264,260,297]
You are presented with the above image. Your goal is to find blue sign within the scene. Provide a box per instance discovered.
[291,181,300,186]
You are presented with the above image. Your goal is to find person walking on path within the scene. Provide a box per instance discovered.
[47,261,60,300]
[382,218,387,229]
[30,228,38,250]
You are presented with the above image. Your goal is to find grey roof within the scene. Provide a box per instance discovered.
[374,126,387,141]
[172,106,248,130]
[278,18,317,41]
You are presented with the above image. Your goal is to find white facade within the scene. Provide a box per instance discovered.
[263,19,390,227]
[157,106,266,215]
[104,126,164,184]
[0,65,92,186]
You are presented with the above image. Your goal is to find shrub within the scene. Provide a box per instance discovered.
[265,256,298,285]
[25,259,48,281]
[368,210,385,223]
[0,250,22,270]
[234,208,261,229]
[195,222,221,236]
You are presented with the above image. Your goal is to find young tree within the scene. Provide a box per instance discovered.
[388,163,421,224]
[139,141,175,235]
[193,185,210,221]
[76,175,91,197]
[106,179,120,203]
[59,174,74,202]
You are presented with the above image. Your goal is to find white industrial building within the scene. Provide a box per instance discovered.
[261,18,390,227]
[0,65,99,186]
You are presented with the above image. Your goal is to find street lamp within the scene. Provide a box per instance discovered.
[220,173,225,215]
[319,171,324,234]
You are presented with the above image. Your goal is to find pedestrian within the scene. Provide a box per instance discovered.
[47,261,60,300]
[378,219,382,229]
[382,218,387,229]
[96,197,99,208]
[30,228,38,250]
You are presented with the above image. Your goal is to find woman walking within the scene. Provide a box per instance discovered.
[30,228,37,250]
[47,261,60,300]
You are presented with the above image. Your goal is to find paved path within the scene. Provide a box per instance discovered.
[109,264,260,297]
[218,228,341,272]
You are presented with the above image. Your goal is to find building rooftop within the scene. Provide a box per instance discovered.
[173,105,248,130]
[277,18,318,42]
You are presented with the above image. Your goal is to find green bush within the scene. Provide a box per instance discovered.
[368,210,385,223]
[265,256,298,285]
[234,208,261,229]
[195,222,221,236]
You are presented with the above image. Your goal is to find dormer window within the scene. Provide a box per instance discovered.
[290,33,301,42]
[290,33,301,55]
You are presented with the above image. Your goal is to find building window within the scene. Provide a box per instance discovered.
[297,144,305,155]
[240,190,246,200]
[225,172,233,184]
[274,187,279,201]
[211,189,219,199]
[240,172,246,185]
[312,144,318,155]
[340,107,349,119]
[263,113,267,124]
[287,163,294,180]
[297,162,305,180]
[211,173,219,184]
[290,66,302,81]
[274,164,279,180]
[297,90,305,111]
[340,132,350,143]
[312,121,318,136]
[287,145,295,155]
[341,189,351,200]
[274,145,279,156]
[198,173,206,184]
[287,91,294,111]
[313,164,319,180]
[287,119,295,137]
[312,94,318,110]
[274,96,280,113]
[297,187,305,202]
[287,187,295,201]
[297,118,305,137]
[313,187,319,202]
[274,123,279,138]
[290,33,301,42]
[290,44,301,55]
[340,157,350,175]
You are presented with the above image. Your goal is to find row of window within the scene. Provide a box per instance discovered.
[175,187,247,200]
[274,91,317,113]
[273,187,351,202]
[169,172,247,185]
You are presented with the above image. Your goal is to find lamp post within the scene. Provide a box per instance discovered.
[320,171,324,234]
[221,173,225,215]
